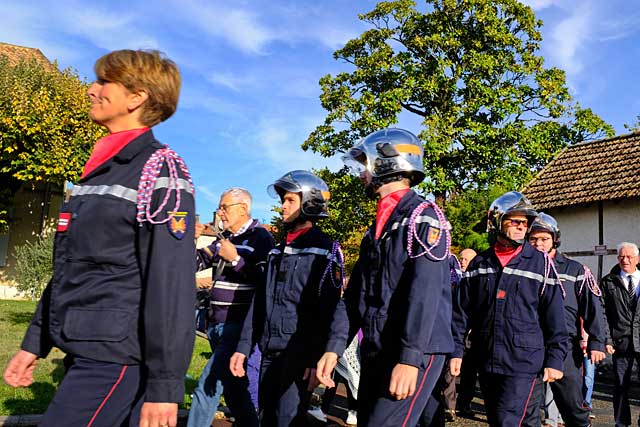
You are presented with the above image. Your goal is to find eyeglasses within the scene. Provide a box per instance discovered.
[504,219,528,227]
[618,255,637,260]
[529,236,551,244]
[217,203,244,212]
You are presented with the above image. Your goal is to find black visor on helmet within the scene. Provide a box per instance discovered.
[376,142,400,158]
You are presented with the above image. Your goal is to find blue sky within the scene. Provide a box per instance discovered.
[1,0,639,222]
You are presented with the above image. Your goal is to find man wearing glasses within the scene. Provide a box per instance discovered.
[599,242,640,427]
[450,191,567,427]
[187,187,274,427]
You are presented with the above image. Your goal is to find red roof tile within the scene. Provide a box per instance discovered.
[523,132,640,209]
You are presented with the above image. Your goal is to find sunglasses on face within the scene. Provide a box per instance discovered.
[504,219,528,227]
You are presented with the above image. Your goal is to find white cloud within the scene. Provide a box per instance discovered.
[56,7,158,52]
[197,185,219,203]
[540,1,640,79]
[304,26,358,51]
[179,91,243,116]
[520,0,559,11]
[207,72,255,91]
[548,6,591,75]
[177,1,275,55]
[598,13,640,42]
[0,2,158,65]
[252,118,343,171]
[0,3,81,64]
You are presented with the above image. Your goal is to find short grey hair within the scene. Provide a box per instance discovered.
[617,242,639,256]
[221,187,252,214]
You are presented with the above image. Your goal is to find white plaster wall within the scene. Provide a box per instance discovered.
[548,205,600,275]
[602,199,640,275]
[546,198,640,279]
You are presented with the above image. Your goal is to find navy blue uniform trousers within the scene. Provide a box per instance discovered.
[479,372,540,427]
[358,353,445,427]
[528,345,590,427]
[258,350,312,427]
[40,357,143,427]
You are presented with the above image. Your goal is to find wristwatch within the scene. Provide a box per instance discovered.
[231,255,241,266]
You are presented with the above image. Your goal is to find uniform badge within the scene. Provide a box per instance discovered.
[167,211,188,240]
[427,226,440,246]
[496,289,506,299]
[57,212,71,232]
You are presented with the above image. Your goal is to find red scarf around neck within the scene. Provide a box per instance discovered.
[494,242,523,267]
[286,226,312,244]
[81,127,149,178]
[375,188,410,239]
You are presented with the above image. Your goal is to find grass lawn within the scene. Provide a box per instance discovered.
[0,299,211,416]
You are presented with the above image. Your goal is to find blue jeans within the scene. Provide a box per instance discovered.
[582,356,595,408]
[543,382,564,427]
[187,322,258,427]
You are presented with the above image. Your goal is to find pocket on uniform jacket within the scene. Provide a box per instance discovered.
[513,332,544,349]
[363,313,387,351]
[63,308,131,342]
[281,316,298,334]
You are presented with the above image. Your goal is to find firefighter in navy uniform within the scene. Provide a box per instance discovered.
[3,50,195,427]
[229,171,344,427]
[316,128,454,427]
[450,192,568,427]
[527,212,606,427]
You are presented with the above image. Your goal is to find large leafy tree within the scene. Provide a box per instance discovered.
[303,0,613,200]
[0,56,105,232]
[445,184,507,253]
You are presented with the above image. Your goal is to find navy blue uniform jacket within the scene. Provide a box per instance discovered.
[326,190,453,368]
[452,242,568,376]
[237,226,342,367]
[554,252,606,353]
[21,130,196,403]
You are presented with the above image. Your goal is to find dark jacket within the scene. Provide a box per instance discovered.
[21,130,195,403]
[452,242,568,376]
[600,264,640,353]
[196,219,275,324]
[326,190,454,368]
[237,226,342,367]
[554,252,606,353]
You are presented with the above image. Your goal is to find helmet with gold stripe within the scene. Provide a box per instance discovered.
[267,170,330,219]
[342,128,425,188]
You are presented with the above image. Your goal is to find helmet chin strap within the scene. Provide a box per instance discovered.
[282,212,311,231]
[365,174,406,199]
[497,231,524,248]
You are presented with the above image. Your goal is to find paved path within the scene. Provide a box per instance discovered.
[210,377,639,427]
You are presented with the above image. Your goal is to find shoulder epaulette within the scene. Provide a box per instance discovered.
[136,146,194,225]
[407,201,450,261]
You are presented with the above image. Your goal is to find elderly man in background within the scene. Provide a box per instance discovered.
[187,187,274,427]
[458,248,477,273]
[600,242,640,427]
[454,248,479,417]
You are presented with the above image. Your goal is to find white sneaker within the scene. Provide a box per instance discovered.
[307,406,327,422]
[346,409,358,425]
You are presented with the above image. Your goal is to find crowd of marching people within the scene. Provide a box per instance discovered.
[3,48,639,427]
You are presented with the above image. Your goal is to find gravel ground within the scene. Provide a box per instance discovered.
[210,369,640,427]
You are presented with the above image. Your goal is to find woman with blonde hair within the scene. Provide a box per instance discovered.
[4,49,196,427]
